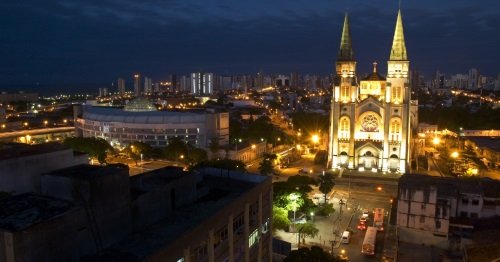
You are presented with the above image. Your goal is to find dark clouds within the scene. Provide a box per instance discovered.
[0,0,499,92]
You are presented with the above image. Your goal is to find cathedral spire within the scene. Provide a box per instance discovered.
[337,13,354,61]
[389,9,408,61]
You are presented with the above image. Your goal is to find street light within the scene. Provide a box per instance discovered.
[311,134,319,144]
[432,137,440,146]
[310,212,315,222]
[289,193,299,225]
[451,151,459,174]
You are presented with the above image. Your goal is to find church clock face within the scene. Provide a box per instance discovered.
[361,114,379,132]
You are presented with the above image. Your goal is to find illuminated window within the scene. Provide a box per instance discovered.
[361,114,379,132]
[341,86,349,102]
[392,86,402,103]
[339,117,350,139]
[248,229,259,248]
[390,119,400,141]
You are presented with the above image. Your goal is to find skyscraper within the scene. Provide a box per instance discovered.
[144,77,152,94]
[190,72,213,96]
[117,78,126,96]
[134,74,141,96]
[328,11,414,174]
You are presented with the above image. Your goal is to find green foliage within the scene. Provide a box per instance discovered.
[164,137,188,161]
[284,246,343,262]
[208,137,220,159]
[318,173,335,205]
[272,206,290,232]
[297,222,319,239]
[64,137,112,164]
[186,147,208,165]
[419,106,500,130]
[194,159,247,172]
[258,153,277,175]
[316,203,335,216]
[273,175,317,213]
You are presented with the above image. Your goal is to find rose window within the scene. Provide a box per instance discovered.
[361,114,379,132]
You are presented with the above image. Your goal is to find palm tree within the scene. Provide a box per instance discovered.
[318,172,335,205]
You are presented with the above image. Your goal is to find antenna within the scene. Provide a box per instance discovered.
[399,0,402,10]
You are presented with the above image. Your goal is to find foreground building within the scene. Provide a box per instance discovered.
[328,11,418,173]
[0,165,272,262]
[74,98,229,148]
[0,143,87,194]
[397,174,500,248]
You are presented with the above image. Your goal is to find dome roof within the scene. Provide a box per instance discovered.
[123,97,157,112]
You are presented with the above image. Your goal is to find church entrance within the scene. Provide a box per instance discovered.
[339,152,348,167]
[388,154,399,172]
[360,151,377,169]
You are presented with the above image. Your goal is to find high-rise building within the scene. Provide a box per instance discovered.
[468,68,479,90]
[117,78,126,96]
[134,74,141,96]
[144,77,152,94]
[328,11,415,174]
[98,87,108,97]
[171,74,177,92]
[190,72,213,96]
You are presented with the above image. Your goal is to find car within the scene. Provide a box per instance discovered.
[357,221,367,230]
[359,216,368,223]
[362,210,370,218]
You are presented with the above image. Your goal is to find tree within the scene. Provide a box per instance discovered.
[258,153,277,175]
[164,137,188,161]
[64,137,112,164]
[208,137,220,159]
[193,159,247,172]
[318,173,335,205]
[124,141,155,166]
[297,222,319,244]
[284,246,343,262]
[186,147,208,165]
[272,206,290,232]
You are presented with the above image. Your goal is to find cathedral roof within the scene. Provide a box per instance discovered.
[337,13,354,61]
[389,10,408,61]
[362,72,386,81]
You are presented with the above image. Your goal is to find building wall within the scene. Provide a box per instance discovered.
[0,208,84,262]
[0,149,87,194]
[41,167,132,250]
[75,109,229,148]
[150,171,273,262]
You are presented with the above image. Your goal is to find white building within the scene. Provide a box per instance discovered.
[74,98,229,148]
[144,77,152,94]
[117,78,126,96]
[397,174,500,248]
[328,11,417,173]
[191,72,214,96]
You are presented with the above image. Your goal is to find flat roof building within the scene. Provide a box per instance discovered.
[74,102,229,148]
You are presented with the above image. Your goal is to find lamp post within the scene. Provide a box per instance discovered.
[451,151,459,174]
[289,193,299,228]
[310,212,315,222]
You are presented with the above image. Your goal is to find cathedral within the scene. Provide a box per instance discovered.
[327,10,417,173]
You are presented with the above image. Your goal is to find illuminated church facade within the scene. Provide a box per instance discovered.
[328,10,417,173]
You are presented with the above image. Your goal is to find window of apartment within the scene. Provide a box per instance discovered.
[470,213,478,219]
[435,220,441,229]
[462,198,469,205]
[471,199,479,206]
[248,229,259,248]
[460,211,468,218]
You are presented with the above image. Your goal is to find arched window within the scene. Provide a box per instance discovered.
[339,117,350,139]
[392,86,402,103]
[341,86,350,102]
[390,119,401,141]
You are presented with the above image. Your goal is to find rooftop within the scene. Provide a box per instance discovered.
[82,106,213,124]
[467,137,500,152]
[0,142,69,161]
[43,164,128,180]
[0,193,74,232]
[98,169,269,259]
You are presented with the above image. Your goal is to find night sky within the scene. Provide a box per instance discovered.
[1,0,499,93]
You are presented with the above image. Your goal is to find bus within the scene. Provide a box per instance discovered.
[373,208,385,231]
[361,226,377,255]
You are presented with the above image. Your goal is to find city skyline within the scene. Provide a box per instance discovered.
[1,0,499,91]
